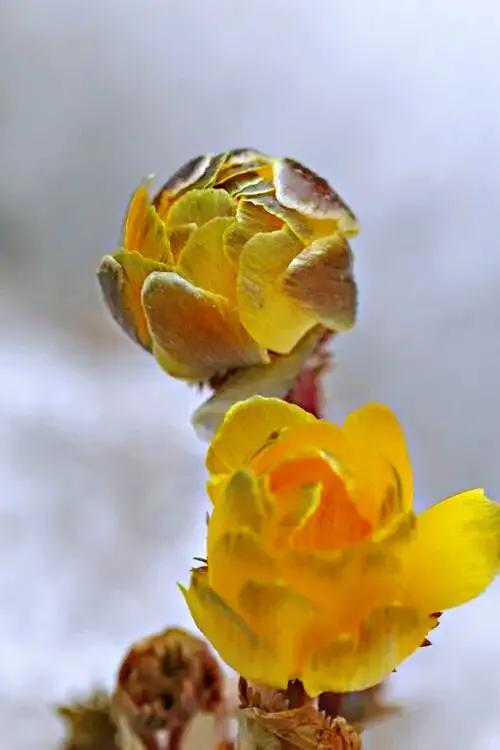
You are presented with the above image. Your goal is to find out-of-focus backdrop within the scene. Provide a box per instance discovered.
[1,1,499,747]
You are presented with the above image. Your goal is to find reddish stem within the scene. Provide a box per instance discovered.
[284,331,332,417]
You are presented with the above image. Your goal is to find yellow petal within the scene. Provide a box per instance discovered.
[181,570,288,688]
[273,158,358,234]
[275,482,322,536]
[282,235,356,331]
[404,489,500,612]
[223,222,255,267]
[215,148,272,184]
[151,341,203,380]
[238,228,316,353]
[283,544,402,632]
[142,272,268,381]
[208,529,276,605]
[236,199,284,232]
[166,188,235,229]
[302,605,433,694]
[237,581,320,671]
[208,469,268,533]
[343,403,413,522]
[249,419,348,476]
[206,395,314,474]
[123,182,150,252]
[97,250,169,349]
[269,454,371,550]
[244,195,342,245]
[140,206,173,263]
[223,200,283,267]
[121,182,173,262]
[177,217,237,300]
[192,328,324,439]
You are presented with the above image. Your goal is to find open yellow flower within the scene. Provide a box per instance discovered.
[182,397,500,695]
[98,150,357,431]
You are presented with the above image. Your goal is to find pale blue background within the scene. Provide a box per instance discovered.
[1,1,499,747]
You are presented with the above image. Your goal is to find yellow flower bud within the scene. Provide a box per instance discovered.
[98,151,357,431]
[182,397,500,695]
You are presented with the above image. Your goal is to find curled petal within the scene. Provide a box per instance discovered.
[215,148,273,184]
[142,272,268,381]
[245,195,345,245]
[274,482,322,538]
[238,228,316,353]
[121,182,173,263]
[343,403,413,517]
[165,188,235,229]
[181,570,289,688]
[193,328,323,438]
[155,152,229,217]
[283,235,357,331]
[97,251,169,349]
[273,157,358,233]
[206,394,314,475]
[404,489,500,612]
[223,200,283,267]
[302,605,433,694]
[177,217,236,300]
[223,147,270,168]
[159,154,213,197]
[269,455,371,550]
[123,181,151,252]
[208,468,268,534]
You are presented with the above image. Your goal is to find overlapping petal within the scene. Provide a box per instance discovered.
[98,150,359,403]
[184,396,500,694]
[142,272,268,380]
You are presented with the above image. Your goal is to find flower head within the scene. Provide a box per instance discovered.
[182,397,500,695]
[98,150,357,430]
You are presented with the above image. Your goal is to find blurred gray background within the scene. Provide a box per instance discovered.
[1,1,499,747]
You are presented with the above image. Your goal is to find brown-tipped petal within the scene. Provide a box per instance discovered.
[142,271,268,381]
[98,252,169,350]
[154,152,229,218]
[97,250,168,351]
[273,158,358,234]
[224,148,270,167]
[192,327,324,438]
[244,195,341,245]
[98,255,136,342]
[283,235,357,331]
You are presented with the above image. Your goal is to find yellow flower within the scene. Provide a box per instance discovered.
[98,151,357,430]
[182,397,500,695]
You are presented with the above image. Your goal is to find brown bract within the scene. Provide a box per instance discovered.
[238,680,362,750]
